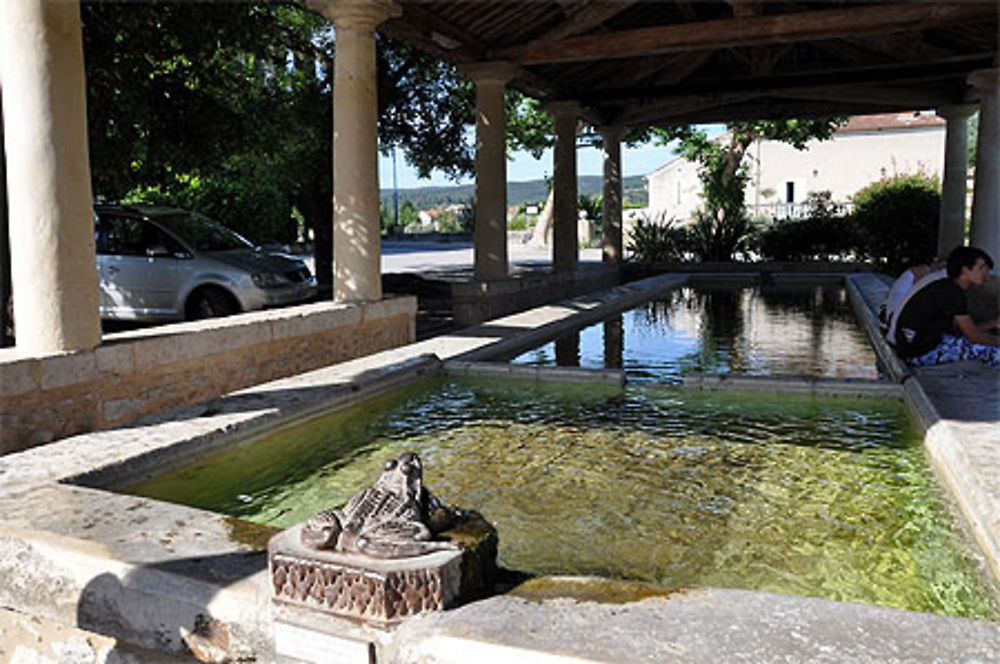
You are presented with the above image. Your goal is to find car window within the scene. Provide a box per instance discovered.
[96,213,185,257]
[154,212,254,252]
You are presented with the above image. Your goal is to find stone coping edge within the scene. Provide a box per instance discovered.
[681,372,901,397]
[844,273,910,382]
[905,376,1000,582]
[443,361,626,386]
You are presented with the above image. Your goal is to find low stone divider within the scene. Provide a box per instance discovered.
[682,372,901,397]
[0,297,416,454]
[444,360,626,386]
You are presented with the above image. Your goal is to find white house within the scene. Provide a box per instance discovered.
[645,111,947,222]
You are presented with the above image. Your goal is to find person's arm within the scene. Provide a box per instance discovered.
[955,315,1000,346]
[975,318,1000,332]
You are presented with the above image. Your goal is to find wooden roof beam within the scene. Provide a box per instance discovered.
[384,3,487,61]
[381,6,563,98]
[609,88,958,127]
[576,54,992,106]
[728,0,762,19]
[533,1,637,42]
[492,3,996,65]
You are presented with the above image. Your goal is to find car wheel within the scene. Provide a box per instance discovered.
[186,287,240,320]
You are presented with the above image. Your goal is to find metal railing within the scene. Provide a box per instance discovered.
[749,201,853,220]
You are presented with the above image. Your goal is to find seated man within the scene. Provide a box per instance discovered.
[890,246,999,368]
[880,260,945,331]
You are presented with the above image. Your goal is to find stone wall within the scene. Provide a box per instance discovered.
[0,297,416,454]
[451,264,620,326]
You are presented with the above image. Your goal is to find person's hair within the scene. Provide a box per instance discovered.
[947,246,994,278]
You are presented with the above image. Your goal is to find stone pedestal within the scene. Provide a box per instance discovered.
[268,513,497,626]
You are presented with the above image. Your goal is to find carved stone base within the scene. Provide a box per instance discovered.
[268,514,497,625]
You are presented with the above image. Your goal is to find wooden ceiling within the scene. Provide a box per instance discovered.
[381,1,998,127]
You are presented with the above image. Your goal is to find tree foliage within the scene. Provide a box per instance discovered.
[852,173,940,273]
[83,1,329,243]
[377,39,476,180]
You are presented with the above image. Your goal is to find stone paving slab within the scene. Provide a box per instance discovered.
[387,586,1000,664]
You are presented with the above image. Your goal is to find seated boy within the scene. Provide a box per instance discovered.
[890,246,999,369]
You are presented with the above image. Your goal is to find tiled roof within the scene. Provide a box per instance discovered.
[838,112,946,133]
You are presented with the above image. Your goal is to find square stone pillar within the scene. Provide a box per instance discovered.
[465,63,517,281]
[547,102,581,272]
[599,125,625,264]
[0,0,101,353]
[309,0,401,303]
[969,69,999,262]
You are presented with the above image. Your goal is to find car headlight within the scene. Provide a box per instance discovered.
[251,272,290,288]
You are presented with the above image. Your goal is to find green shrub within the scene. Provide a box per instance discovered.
[508,212,532,231]
[626,213,688,263]
[759,191,858,261]
[685,208,757,262]
[578,194,603,238]
[851,174,940,273]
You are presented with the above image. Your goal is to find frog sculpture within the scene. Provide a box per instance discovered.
[300,451,463,558]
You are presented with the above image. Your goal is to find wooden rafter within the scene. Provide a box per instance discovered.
[608,85,960,126]
[728,0,762,19]
[387,3,487,60]
[532,1,637,42]
[491,3,996,65]
[575,53,993,106]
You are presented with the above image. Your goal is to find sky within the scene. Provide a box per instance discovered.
[378,140,682,190]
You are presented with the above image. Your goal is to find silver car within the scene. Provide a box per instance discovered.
[94,204,317,321]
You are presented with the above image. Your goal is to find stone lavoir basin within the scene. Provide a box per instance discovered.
[126,375,1000,620]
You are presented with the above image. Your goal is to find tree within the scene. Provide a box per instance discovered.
[81,2,492,292]
[653,119,846,261]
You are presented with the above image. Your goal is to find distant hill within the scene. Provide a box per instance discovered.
[380,175,647,210]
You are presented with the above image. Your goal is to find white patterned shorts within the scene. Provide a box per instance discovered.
[907,333,1000,369]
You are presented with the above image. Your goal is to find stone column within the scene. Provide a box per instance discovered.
[555,332,580,367]
[603,314,623,369]
[599,125,625,264]
[466,63,516,281]
[969,69,1000,261]
[0,0,101,353]
[548,102,580,272]
[310,0,400,302]
[937,106,974,257]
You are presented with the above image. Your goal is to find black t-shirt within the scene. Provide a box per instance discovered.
[893,278,967,358]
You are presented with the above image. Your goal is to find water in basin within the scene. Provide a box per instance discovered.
[509,283,880,382]
[127,377,998,619]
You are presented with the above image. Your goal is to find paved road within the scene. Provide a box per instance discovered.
[306,240,603,275]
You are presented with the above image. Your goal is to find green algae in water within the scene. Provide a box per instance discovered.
[127,377,1000,619]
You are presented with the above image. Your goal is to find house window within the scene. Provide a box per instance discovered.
[676,181,682,204]
[785,181,795,203]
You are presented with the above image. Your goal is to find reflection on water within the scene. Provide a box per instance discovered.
[128,378,998,619]
[510,284,880,382]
